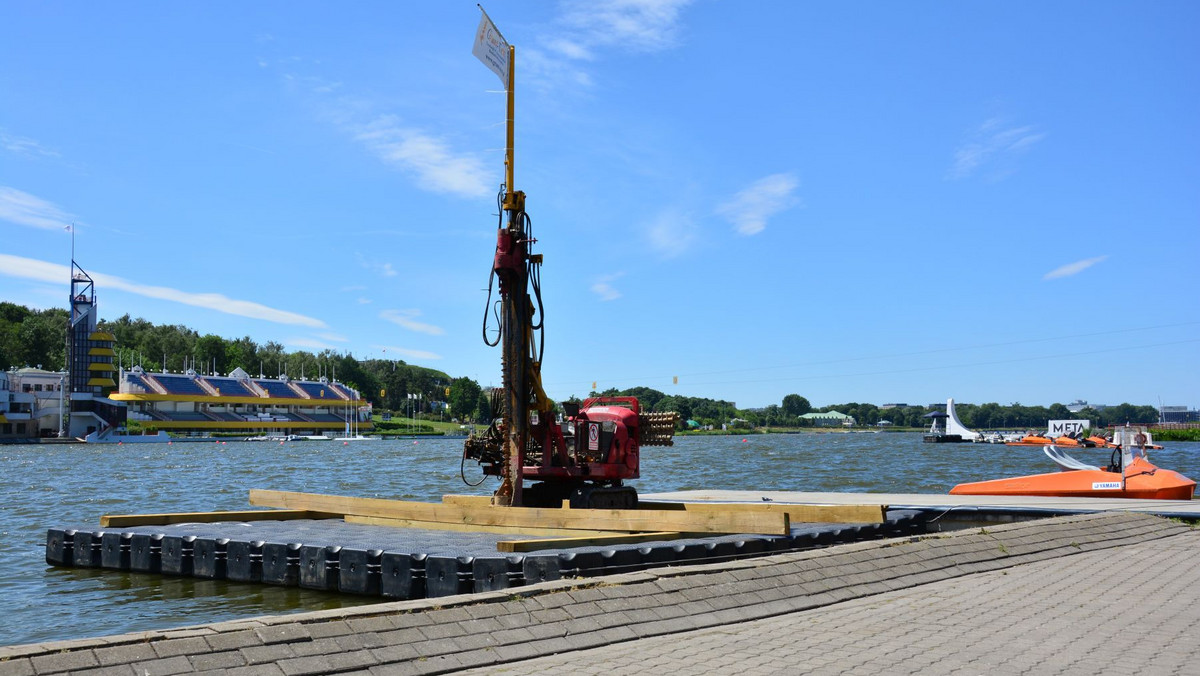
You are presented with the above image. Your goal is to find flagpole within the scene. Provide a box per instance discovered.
[503,44,516,208]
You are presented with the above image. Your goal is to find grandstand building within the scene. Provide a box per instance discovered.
[110,366,372,436]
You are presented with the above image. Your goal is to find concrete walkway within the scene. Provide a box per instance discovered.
[1,512,1195,675]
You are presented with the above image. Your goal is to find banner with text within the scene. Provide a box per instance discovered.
[1048,419,1092,436]
[472,7,510,85]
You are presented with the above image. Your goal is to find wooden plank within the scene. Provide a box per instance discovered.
[443,494,881,524]
[100,509,336,528]
[442,494,494,507]
[345,514,636,537]
[640,501,886,524]
[497,531,684,553]
[250,489,789,535]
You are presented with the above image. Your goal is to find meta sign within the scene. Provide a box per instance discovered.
[1048,419,1092,436]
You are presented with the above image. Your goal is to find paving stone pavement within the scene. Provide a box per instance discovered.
[468,521,1200,675]
[1,512,1195,676]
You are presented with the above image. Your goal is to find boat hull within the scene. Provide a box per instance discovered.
[950,459,1196,500]
[1004,435,1054,446]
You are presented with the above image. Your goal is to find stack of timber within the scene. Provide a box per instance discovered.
[45,490,927,600]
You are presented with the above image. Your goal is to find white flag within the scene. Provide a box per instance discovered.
[472,7,510,85]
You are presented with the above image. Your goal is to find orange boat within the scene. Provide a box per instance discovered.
[950,443,1196,500]
[1052,435,1096,448]
[1004,434,1054,447]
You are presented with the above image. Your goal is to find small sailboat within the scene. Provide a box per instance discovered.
[341,399,377,441]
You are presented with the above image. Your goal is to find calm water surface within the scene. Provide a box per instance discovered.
[1,434,1196,646]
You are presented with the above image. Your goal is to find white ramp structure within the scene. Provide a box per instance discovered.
[946,398,981,441]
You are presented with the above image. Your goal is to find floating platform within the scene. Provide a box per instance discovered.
[50,488,1196,603]
[45,505,928,600]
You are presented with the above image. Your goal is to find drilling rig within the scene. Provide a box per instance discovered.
[461,9,676,509]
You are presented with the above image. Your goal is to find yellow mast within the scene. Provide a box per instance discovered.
[504,44,515,205]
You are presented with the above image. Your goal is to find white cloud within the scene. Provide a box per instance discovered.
[380,308,445,336]
[645,208,697,258]
[287,337,340,351]
[355,254,400,278]
[0,131,60,159]
[555,0,693,54]
[0,253,327,327]
[1043,255,1108,280]
[354,115,492,198]
[375,344,442,361]
[0,186,76,230]
[716,173,800,236]
[357,297,372,305]
[591,273,625,301]
[317,332,349,343]
[528,0,694,90]
[950,117,1046,180]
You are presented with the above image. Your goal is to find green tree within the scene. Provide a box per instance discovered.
[19,310,68,370]
[0,302,31,370]
[1048,403,1070,420]
[449,377,483,422]
[782,394,811,417]
[195,334,228,375]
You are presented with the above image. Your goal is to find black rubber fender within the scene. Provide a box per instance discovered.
[380,551,426,600]
[45,529,76,566]
[130,533,163,573]
[160,535,195,576]
[192,537,230,579]
[226,540,265,583]
[261,543,301,586]
[299,545,340,590]
[338,548,383,595]
[522,554,561,584]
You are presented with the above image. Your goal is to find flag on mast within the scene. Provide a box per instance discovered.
[472,5,510,85]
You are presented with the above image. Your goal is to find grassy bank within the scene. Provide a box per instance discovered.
[1152,428,1200,442]
[371,416,466,436]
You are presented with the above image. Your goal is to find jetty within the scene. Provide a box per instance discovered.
[9,507,1198,675]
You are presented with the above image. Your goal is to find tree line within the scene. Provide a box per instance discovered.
[587,386,1160,431]
[1,302,1164,429]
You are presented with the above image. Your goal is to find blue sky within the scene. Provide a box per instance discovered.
[2,1,1197,409]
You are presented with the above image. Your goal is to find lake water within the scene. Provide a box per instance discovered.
[2,433,1196,647]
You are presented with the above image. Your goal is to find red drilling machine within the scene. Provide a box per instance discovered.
[461,12,675,509]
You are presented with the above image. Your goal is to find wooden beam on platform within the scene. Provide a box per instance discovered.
[345,514,638,537]
[100,509,336,528]
[497,531,684,553]
[250,489,789,535]
[445,495,884,523]
[640,501,886,524]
